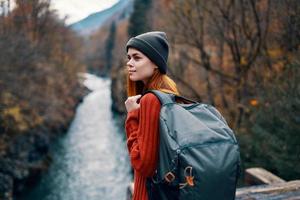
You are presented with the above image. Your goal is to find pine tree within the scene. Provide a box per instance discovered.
[105,21,116,75]
[128,0,152,37]
[239,61,300,180]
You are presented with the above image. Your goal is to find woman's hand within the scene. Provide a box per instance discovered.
[125,95,142,112]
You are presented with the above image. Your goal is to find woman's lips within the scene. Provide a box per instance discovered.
[129,70,136,74]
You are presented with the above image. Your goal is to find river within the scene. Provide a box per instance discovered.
[22,74,132,200]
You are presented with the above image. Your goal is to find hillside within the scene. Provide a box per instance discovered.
[70,0,132,36]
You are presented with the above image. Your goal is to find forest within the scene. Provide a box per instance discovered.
[105,0,300,181]
[0,0,85,198]
[0,0,299,199]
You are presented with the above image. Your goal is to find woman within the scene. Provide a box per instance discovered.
[124,31,179,200]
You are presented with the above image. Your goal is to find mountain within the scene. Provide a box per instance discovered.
[70,0,133,36]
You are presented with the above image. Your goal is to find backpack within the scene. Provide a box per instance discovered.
[145,90,241,200]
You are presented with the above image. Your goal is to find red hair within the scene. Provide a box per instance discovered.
[126,68,179,97]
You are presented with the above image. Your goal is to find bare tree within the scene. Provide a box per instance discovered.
[210,0,270,127]
[166,0,271,128]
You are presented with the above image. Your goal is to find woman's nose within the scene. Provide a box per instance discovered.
[127,59,133,67]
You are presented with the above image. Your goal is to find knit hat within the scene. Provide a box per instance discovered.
[126,31,169,74]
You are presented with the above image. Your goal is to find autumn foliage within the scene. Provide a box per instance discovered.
[106,0,300,181]
[0,0,85,155]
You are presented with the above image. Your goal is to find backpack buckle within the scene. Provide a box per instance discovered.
[164,172,175,183]
[179,166,195,189]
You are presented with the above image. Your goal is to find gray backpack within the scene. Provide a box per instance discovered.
[145,90,241,200]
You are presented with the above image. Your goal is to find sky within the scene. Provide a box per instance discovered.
[51,0,119,25]
[9,0,119,25]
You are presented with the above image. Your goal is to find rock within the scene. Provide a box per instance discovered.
[110,61,127,115]
[0,132,52,198]
[236,180,300,199]
[0,158,29,180]
[245,167,286,185]
[0,173,13,200]
[28,133,50,162]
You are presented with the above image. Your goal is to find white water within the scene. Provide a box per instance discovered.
[23,74,132,200]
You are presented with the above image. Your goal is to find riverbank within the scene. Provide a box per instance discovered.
[16,74,131,200]
[0,82,88,200]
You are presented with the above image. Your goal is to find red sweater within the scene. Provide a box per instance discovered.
[125,93,161,200]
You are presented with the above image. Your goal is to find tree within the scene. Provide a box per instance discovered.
[239,60,300,180]
[281,0,300,52]
[128,0,152,37]
[104,21,116,75]
[0,0,84,137]
[165,0,270,128]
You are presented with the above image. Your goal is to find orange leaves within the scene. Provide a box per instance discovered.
[250,99,259,107]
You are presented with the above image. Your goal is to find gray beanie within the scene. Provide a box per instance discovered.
[126,31,169,74]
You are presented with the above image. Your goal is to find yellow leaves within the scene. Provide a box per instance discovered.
[268,49,282,59]
[2,105,44,132]
[241,56,248,66]
[1,91,44,132]
[1,92,28,132]
[3,107,20,118]
[3,106,28,132]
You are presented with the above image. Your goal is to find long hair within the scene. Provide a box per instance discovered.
[126,68,179,97]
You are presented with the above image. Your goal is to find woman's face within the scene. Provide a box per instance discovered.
[127,48,158,84]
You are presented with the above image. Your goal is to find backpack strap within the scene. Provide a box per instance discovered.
[143,90,198,106]
[143,90,175,106]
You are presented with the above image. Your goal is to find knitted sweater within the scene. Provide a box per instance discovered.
[125,93,161,200]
